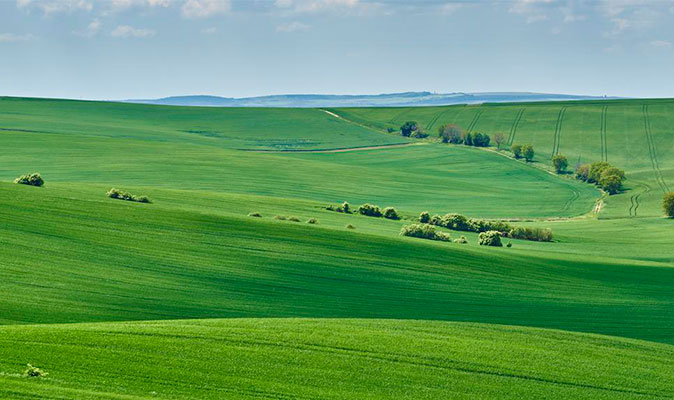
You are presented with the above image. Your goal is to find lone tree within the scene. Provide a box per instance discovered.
[664,192,674,218]
[400,121,418,137]
[522,144,535,162]
[438,124,463,144]
[492,132,505,150]
[552,154,568,173]
[511,144,523,159]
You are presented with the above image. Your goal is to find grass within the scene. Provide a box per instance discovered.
[1,319,673,399]
[2,96,674,398]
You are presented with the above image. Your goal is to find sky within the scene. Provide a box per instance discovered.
[1,0,674,99]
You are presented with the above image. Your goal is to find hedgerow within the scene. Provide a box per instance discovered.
[14,173,44,187]
[575,161,625,194]
[426,212,552,242]
[400,224,451,242]
[107,188,151,203]
[357,203,383,217]
[382,207,400,220]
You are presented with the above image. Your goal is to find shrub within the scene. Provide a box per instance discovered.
[511,144,523,159]
[598,173,623,194]
[411,129,429,139]
[307,218,318,224]
[274,215,287,220]
[588,161,610,183]
[24,364,47,378]
[440,213,472,231]
[464,132,473,146]
[400,224,451,242]
[288,216,301,222]
[341,201,351,213]
[664,192,674,218]
[478,231,503,247]
[469,218,512,233]
[522,144,535,162]
[509,226,553,242]
[438,124,463,144]
[454,236,468,244]
[326,205,335,211]
[107,188,151,203]
[382,207,400,220]
[248,212,262,217]
[429,214,443,226]
[346,224,356,229]
[387,127,396,133]
[357,203,382,217]
[575,164,590,181]
[552,154,568,173]
[400,121,418,137]
[419,211,430,224]
[14,173,44,187]
[506,241,512,248]
[472,132,490,147]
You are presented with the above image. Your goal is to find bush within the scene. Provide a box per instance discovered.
[107,188,151,203]
[511,144,522,159]
[588,161,611,183]
[357,203,382,217]
[438,124,463,144]
[400,224,451,242]
[439,213,472,231]
[14,173,44,187]
[506,241,512,248]
[509,226,553,242]
[274,215,287,220]
[575,164,590,181]
[472,132,490,147]
[400,121,418,137]
[478,231,503,247]
[24,364,47,378]
[598,172,623,194]
[341,201,351,213]
[411,129,429,139]
[346,224,356,229]
[522,144,535,162]
[307,218,318,224]
[248,212,262,217]
[288,216,301,222]
[552,154,568,173]
[419,211,430,224]
[387,127,396,133]
[464,132,473,146]
[664,192,674,218]
[453,235,468,244]
[382,207,400,220]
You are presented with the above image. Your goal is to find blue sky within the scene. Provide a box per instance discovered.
[1,0,673,99]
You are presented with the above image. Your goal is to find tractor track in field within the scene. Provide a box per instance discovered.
[425,110,445,131]
[551,106,567,157]
[561,187,581,213]
[642,105,670,193]
[466,109,483,132]
[599,105,608,162]
[507,108,524,146]
[628,183,651,217]
[242,142,422,153]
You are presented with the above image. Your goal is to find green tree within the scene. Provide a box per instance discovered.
[464,132,473,146]
[492,132,505,150]
[552,154,568,173]
[598,173,623,194]
[522,144,535,162]
[575,164,590,181]
[400,121,418,137]
[511,144,523,159]
[588,161,610,183]
[663,192,674,217]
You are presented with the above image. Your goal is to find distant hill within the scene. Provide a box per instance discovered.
[123,92,618,108]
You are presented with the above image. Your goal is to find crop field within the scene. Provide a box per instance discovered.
[1,97,674,398]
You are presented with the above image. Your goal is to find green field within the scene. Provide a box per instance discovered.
[1,97,673,398]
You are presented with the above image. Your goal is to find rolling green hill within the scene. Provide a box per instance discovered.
[331,99,674,218]
[1,97,674,398]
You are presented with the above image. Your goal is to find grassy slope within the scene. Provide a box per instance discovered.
[0,97,597,218]
[2,319,673,400]
[333,99,674,218]
[3,182,674,344]
[2,97,674,398]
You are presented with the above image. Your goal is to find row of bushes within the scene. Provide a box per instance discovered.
[511,144,535,162]
[419,211,552,242]
[437,124,491,147]
[106,188,151,203]
[575,161,625,194]
[401,224,506,247]
[327,202,400,220]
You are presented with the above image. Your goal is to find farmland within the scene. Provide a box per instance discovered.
[1,97,674,398]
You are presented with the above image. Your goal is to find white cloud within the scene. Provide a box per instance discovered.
[274,0,380,16]
[276,21,310,32]
[16,0,92,15]
[111,25,156,38]
[438,3,462,15]
[107,0,171,12]
[201,27,217,34]
[181,0,230,18]
[0,33,34,42]
[73,17,101,37]
[508,0,554,23]
[650,39,672,48]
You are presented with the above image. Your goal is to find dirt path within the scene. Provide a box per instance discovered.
[244,142,423,154]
